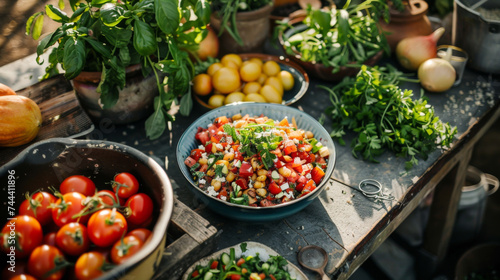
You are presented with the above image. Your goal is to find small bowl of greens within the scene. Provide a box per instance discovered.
[182,241,308,280]
[277,2,389,81]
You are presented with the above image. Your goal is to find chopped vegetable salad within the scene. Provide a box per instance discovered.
[184,114,330,207]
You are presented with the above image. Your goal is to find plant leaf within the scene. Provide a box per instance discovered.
[145,97,167,140]
[84,37,111,58]
[155,0,179,35]
[133,19,157,56]
[100,24,132,48]
[100,3,127,26]
[45,5,70,23]
[63,37,86,80]
[179,90,192,116]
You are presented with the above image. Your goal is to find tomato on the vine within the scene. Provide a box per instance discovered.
[60,175,96,196]
[124,193,153,227]
[28,245,67,280]
[1,215,42,258]
[55,222,90,256]
[110,235,144,264]
[87,208,128,247]
[51,192,89,227]
[19,191,56,226]
[112,172,139,199]
[126,228,152,243]
[96,190,121,208]
[74,251,113,280]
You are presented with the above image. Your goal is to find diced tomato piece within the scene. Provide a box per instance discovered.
[195,130,210,145]
[259,273,266,279]
[217,188,228,199]
[293,164,303,174]
[184,156,197,168]
[298,151,312,163]
[210,260,219,269]
[269,275,277,280]
[288,170,299,183]
[210,134,223,143]
[295,175,308,192]
[232,144,240,152]
[274,159,284,168]
[268,181,282,195]
[205,143,213,153]
[302,180,316,194]
[235,178,248,190]
[214,116,229,127]
[239,162,253,177]
[283,144,297,155]
[236,258,245,267]
[311,166,326,185]
[298,143,313,152]
[231,275,241,280]
[190,149,204,161]
[199,164,208,173]
[191,270,199,277]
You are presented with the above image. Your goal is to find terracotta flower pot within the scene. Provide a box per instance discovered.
[71,65,158,125]
[379,0,433,52]
[210,2,274,55]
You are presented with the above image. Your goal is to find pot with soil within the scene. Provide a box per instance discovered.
[210,0,274,55]
[72,65,158,125]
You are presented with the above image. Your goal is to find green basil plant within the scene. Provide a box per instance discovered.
[26,0,211,139]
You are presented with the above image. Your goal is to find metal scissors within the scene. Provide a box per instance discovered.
[358,179,395,201]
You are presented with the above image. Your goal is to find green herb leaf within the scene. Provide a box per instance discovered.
[63,37,86,80]
[45,5,70,23]
[145,97,167,140]
[133,19,157,56]
[155,0,179,35]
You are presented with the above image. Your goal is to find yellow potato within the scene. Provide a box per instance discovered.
[244,93,267,103]
[262,60,281,77]
[264,76,284,96]
[208,94,226,108]
[243,82,262,95]
[279,70,295,91]
[224,92,246,104]
[260,85,282,103]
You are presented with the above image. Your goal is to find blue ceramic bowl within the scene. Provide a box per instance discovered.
[176,103,336,222]
[0,138,174,280]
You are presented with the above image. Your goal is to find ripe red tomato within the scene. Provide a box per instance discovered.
[74,251,109,280]
[51,192,89,227]
[124,193,153,227]
[87,209,128,247]
[112,172,139,199]
[28,245,66,280]
[110,235,144,264]
[43,232,57,246]
[126,228,152,243]
[19,191,56,226]
[1,215,43,258]
[10,275,37,280]
[60,175,96,196]
[55,222,90,256]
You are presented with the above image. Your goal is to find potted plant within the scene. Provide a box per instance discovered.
[210,0,274,54]
[276,0,390,81]
[26,0,211,139]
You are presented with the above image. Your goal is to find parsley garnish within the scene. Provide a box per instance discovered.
[322,65,457,170]
[236,123,282,170]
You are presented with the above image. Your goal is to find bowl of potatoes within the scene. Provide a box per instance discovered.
[192,53,309,109]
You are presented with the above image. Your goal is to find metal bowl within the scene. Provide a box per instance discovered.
[0,138,174,280]
[176,103,336,222]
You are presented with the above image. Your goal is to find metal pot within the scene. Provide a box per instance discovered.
[453,0,500,74]
[451,166,499,243]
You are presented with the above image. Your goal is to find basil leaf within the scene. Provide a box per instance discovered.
[119,47,131,66]
[45,5,70,23]
[26,12,43,39]
[179,90,192,117]
[145,97,167,140]
[63,37,86,80]
[83,37,111,58]
[195,0,211,25]
[100,24,132,48]
[100,3,127,26]
[155,0,179,35]
[133,19,157,56]
[91,0,112,7]
[311,9,331,37]
[70,6,88,22]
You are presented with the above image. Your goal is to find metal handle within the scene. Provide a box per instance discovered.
[484,173,499,195]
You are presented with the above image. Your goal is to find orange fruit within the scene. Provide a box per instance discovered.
[239,62,262,82]
[221,54,242,69]
[212,67,241,94]
[192,74,213,96]
[0,83,16,96]
[262,60,281,77]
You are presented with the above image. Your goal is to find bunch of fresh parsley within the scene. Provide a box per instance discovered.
[322,65,457,170]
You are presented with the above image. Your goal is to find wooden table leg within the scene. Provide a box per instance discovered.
[418,147,473,278]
